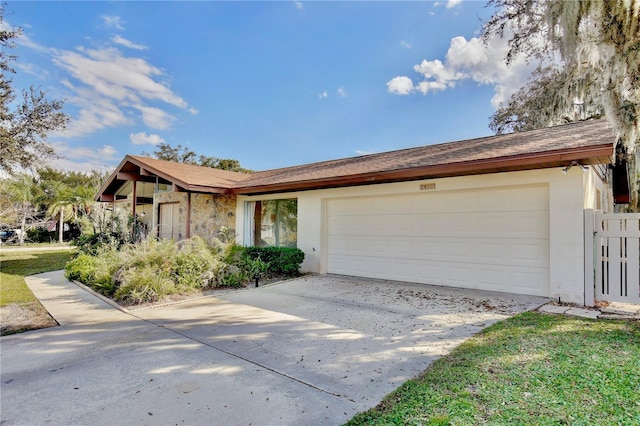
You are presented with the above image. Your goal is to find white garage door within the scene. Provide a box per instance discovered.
[326,185,550,297]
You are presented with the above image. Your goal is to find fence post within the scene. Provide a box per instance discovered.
[583,209,595,307]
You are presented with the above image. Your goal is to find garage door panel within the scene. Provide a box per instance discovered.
[326,185,550,297]
[327,254,549,296]
[330,235,548,268]
[330,211,548,239]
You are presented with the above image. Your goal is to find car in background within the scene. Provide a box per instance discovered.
[0,228,17,244]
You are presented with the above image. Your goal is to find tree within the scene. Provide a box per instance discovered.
[148,143,251,173]
[483,0,639,210]
[152,143,198,164]
[46,182,73,244]
[490,65,603,134]
[0,7,68,175]
[37,167,105,239]
[0,173,38,245]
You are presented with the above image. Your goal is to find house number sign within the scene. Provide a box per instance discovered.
[419,183,436,191]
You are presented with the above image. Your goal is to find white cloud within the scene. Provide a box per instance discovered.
[68,143,117,161]
[318,90,328,99]
[336,87,347,98]
[293,1,303,10]
[47,44,190,137]
[130,132,164,145]
[400,40,412,49]
[72,144,118,160]
[386,76,414,95]
[102,15,125,31]
[386,32,536,107]
[53,47,187,108]
[15,62,41,77]
[189,107,199,115]
[133,105,175,130]
[48,142,119,172]
[446,0,463,8]
[2,18,49,53]
[355,150,374,156]
[59,83,132,138]
[112,35,148,51]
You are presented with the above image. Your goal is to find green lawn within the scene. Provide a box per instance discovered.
[0,249,76,306]
[348,312,640,426]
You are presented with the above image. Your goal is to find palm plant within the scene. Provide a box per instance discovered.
[0,173,39,245]
[47,184,74,244]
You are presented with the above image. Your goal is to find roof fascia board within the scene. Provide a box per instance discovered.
[186,185,232,194]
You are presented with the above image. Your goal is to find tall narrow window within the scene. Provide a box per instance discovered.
[159,202,180,240]
[245,199,297,247]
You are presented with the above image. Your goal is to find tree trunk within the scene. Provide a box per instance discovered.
[58,209,64,244]
[19,205,26,246]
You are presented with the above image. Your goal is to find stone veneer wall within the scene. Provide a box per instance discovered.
[153,191,236,244]
[153,191,188,241]
[190,193,237,244]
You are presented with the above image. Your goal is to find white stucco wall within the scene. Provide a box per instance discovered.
[236,166,608,305]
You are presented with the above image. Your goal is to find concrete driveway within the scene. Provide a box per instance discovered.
[1,272,547,425]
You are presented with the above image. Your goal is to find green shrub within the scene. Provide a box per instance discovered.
[65,235,304,305]
[74,232,127,255]
[89,248,122,297]
[124,238,175,272]
[219,270,249,287]
[243,246,304,276]
[26,227,56,243]
[66,249,120,296]
[171,237,218,290]
[114,265,176,305]
[65,254,97,283]
[241,256,270,280]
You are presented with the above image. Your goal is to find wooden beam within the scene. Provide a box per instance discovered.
[98,194,114,202]
[135,197,154,205]
[116,172,156,182]
[139,168,154,177]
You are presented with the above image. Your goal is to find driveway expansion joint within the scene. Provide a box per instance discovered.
[129,310,347,401]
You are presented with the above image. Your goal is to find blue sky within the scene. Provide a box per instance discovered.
[4,1,536,173]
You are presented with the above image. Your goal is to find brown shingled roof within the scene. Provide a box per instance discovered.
[234,119,614,194]
[129,155,252,190]
[96,155,251,200]
[97,119,615,200]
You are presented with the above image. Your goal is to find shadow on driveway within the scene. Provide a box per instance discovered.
[0,272,547,425]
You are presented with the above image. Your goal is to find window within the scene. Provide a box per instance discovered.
[244,199,297,247]
[159,202,180,240]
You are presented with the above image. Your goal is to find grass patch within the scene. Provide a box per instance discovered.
[2,242,72,249]
[348,312,640,425]
[0,249,76,306]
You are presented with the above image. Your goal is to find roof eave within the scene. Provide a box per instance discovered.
[232,143,614,195]
[186,184,233,194]
[94,155,135,202]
